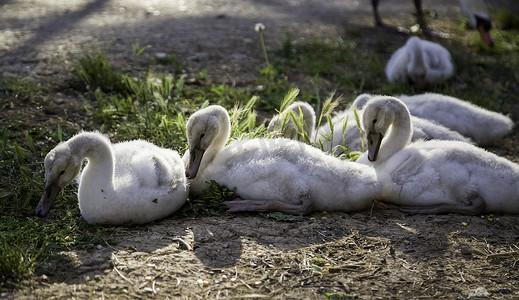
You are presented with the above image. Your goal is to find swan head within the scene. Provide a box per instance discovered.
[185,105,230,179]
[351,94,374,110]
[267,101,315,140]
[36,147,82,217]
[475,15,494,47]
[361,96,408,162]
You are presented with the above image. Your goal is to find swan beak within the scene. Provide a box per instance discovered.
[185,148,205,179]
[477,24,494,47]
[367,132,383,162]
[36,181,62,217]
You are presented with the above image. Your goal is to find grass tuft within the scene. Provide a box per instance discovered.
[494,8,519,30]
[74,51,126,93]
[182,180,237,216]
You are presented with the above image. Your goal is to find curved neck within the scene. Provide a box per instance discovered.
[68,132,114,188]
[200,113,231,173]
[407,38,425,76]
[378,102,413,163]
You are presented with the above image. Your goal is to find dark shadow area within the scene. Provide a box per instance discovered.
[0,0,108,60]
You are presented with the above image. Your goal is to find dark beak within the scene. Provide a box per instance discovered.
[185,148,205,179]
[367,131,384,162]
[36,181,62,217]
[477,24,494,47]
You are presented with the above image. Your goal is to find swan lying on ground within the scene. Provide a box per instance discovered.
[36,131,188,224]
[316,94,472,155]
[385,36,454,85]
[460,0,494,46]
[267,101,315,141]
[397,92,514,145]
[183,105,381,215]
[357,96,519,215]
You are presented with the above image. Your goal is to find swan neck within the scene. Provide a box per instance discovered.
[68,133,115,185]
[200,117,231,172]
[408,39,425,71]
[378,103,412,162]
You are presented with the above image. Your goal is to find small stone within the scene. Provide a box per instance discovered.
[222,243,229,248]
[468,287,489,298]
[154,52,167,59]
[410,24,421,33]
[460,246,472,256]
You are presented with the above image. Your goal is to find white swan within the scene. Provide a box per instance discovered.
[357,96,519,215]
[36,131,188,224]
[183,105,381,215]
[397,92,514,145]
[385,36,454,85]
[460,0,494,46]
[267,101,316,141]
[316,94,472,155]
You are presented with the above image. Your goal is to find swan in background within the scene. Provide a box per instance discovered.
[316,94,472,155]
[183,105,381,215]
[357,96,519,215]
[36,131,188,225]
[397,92,514,145]
[460,0,494,46]
[385,36,454,85]
[267,101,315,141]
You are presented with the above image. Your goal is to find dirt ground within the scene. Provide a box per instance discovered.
[2,0,519,298]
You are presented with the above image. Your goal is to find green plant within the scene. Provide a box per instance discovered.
[74,51,126,93]
[184,180,237,216]
[255,23,270,67]
[494,8,519,30]
[0,241,37,285]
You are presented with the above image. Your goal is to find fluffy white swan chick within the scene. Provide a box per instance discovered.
[385,36,454,85]
[315,94,472,156]
[397,93,514,145]
[357,96,519,215]
[36,131,188,224]
[460,0,494,46]
[183,105,381,215]
[267,101,316,141]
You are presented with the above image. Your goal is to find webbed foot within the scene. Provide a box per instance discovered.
[399,195,485,216]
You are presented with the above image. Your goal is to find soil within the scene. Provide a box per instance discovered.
[1,0,519,299]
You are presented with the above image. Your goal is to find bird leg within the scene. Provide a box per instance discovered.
[371,0,384,27]
[398,192,485,215]
[413,0,428,33]
[413,0,449,38]
[224,195,313,215]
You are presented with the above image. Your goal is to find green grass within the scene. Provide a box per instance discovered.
[1,8,518,288]
[0,127,110,287]
[494,8,519,30]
